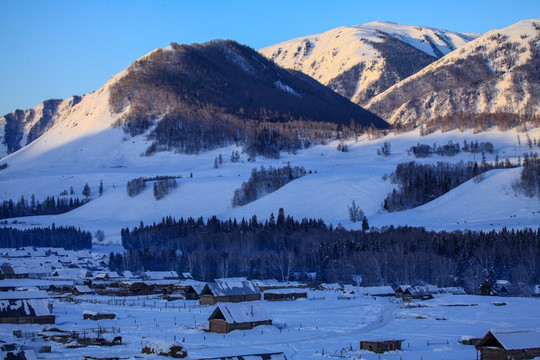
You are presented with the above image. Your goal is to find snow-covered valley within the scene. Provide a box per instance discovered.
[1,288,539,360]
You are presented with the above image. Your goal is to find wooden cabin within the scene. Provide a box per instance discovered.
[394,285,411,298]
[72,285,92,296]
[360,339,404,353]
[199,278,261,305]
[263,288,307,301]
[208,303,272,333]
[0,290,55,324]
[475,330,540,360]
[181,283,205,300]
[402,286,435,301]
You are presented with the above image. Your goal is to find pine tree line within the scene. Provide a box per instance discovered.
[0,225,92,250]
[383,160,502,212]
[117,211,540,292]
[0,195,89,220]
[514,152,540,199]
[153,179,178,200]
[409,140,494,158]
[232,165,307,207]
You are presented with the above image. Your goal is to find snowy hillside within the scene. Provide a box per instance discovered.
[0,97,83,158]
[0,112,538,244]
[0,35,538,245]
[260,21,479,106]
[367,19,540,126]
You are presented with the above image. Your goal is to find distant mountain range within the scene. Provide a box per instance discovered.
[261,19,540,129]
[260,21,479,107]
[0,19,538,239]
[366,19,540,127]
[3,20,539,158]
[0,40,386,158]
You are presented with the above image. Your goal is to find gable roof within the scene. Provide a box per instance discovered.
[202,279,260,297]
[208,303,271,324]
[356,286,395,296]
[73,285,92,293]
[0,298,52,317]
[477,330,540,350]
[0,290,49,300]
[145,271,179,280]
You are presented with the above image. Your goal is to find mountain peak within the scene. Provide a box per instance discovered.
[260,21,479,107]
[366,18,540,128]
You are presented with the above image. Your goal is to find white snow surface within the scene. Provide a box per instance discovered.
[0,92,539,244]
[259,21,479,96]
[1,290,539,359]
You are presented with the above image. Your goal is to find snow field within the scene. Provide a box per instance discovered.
[2,291,539,359]
[1,124,539,243]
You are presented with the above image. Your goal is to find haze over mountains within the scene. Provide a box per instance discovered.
[0,19,538,241]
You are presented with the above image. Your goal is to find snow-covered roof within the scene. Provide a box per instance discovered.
[395,285,412,292]
[253,279,303,288]
[356,286,395,295]
[0,279,74,289]
[145,271,179,280]
[203,279,260,297]
[319,283,342,290]
[480,330,540,350]
[52,268,88,279]
[209,303,271,324]
[74,285,92,293]
[0,290,49,300]
[122,270,135,279]
[264,288,307,295]
[0,298,52,317]
[439,287,467,295]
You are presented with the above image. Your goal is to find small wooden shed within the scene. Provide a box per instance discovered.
[208,303,272,333]
[72,285,92,296]
[394,285,411,298]
[360,339,404,353]
[402,286,435,301]
[475,330,540,360]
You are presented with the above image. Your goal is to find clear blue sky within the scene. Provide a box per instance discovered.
[1,0,538,115]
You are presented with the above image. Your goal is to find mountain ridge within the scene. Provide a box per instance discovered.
[366,19,540,127]
[259,21,479,107]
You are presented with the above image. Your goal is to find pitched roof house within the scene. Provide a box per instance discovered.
[0,291,55,324]
[200,278,261,305]
[475,330,540,360]
[208,303,272,333]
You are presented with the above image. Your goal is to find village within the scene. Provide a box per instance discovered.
[1,247,540,360]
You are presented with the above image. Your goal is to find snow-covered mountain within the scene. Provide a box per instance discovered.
[367,19,540,126]
[260,21,479,106]
[0,34,538,244]
[0,97,82,157]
